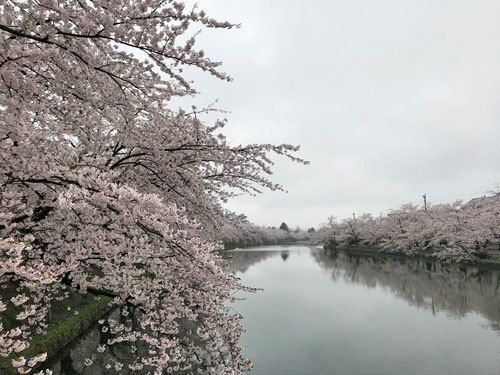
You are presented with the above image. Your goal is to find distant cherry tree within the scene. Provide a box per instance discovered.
[219,215,309,248]
[313,194,500,261]
[0,1,306,374]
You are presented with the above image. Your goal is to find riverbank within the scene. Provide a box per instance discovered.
[324,244,500,270]
[0,291,112,375]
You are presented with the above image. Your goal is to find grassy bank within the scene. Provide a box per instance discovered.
[0,291,112,375]
[324,244,500,269]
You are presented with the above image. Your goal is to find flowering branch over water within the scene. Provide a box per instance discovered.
[0,1,306,373]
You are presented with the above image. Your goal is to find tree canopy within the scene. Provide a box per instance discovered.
[312,194,500,261]
[0,1,305,374]
[279,222,290,232]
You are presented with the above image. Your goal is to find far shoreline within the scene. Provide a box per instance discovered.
[323,244,500,270]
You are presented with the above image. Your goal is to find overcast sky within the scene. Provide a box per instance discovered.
[176,0,500,229]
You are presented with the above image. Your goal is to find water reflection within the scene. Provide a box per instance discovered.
[313,248,500,330]
[226,249,279,274]
[228,245,500,375]
[229,246,500,330]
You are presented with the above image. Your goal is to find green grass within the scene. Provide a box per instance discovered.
[0,293,112,375]
[0,261,163,374]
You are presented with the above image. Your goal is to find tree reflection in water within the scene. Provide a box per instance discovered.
[313,248,500,331]
[226,249,283,274]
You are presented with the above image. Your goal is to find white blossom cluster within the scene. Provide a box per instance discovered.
[313,196,500,261]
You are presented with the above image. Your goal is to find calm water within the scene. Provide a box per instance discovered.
[228,245,500,375]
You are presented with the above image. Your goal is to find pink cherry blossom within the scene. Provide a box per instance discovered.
[0,1,306,373]
[314,195,500,261]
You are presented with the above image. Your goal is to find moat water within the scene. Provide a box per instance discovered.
[227,245,500,375]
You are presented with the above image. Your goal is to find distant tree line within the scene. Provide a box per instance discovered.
[219,216,311,249]
[312,192,500,261]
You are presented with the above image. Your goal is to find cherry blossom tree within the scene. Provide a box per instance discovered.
[315,196,500,261]
[0,1,306,374]
[219,214,309,248]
